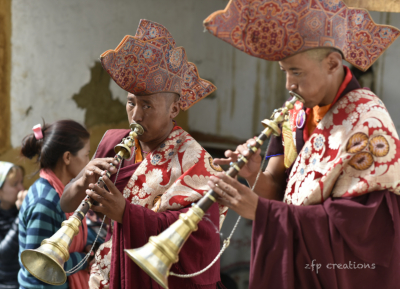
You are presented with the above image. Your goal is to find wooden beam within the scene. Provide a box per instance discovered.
[0,0,11,155]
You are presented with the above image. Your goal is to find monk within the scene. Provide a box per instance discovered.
[61,20,227,289]
[204,0,400,288]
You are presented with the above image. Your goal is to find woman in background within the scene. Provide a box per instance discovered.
[0,162,27,289]
[19,120,92,289]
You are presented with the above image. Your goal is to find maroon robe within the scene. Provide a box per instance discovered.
[251,190,400,289]
[94,129,223,289]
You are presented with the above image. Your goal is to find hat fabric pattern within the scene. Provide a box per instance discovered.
[203,0,400,71]
[101,20,216,110]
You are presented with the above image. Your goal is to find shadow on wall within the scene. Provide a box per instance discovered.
[72,61,130,159]
[1,62,130,187]
[73,61,126,128]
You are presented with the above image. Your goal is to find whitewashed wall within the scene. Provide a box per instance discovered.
[10,0,287,147]
[11,1,400,147]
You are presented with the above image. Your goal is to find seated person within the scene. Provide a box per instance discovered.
[0,162,26,289]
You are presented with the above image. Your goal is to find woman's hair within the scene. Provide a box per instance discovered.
[21,120,90,169]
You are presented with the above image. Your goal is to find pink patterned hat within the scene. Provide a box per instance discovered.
[203,0,400,71]
[100,19,216,110]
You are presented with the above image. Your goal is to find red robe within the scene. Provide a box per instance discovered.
[92,128,224,289]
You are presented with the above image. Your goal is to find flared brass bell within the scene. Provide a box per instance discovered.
[20,122,145,285]
[20,215,81,285]
[125,205,205,289]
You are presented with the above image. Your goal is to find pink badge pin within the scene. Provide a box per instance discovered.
[296,110,306,129]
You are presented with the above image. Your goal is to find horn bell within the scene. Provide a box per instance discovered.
[125,204,205,289]
[20,215,81,285]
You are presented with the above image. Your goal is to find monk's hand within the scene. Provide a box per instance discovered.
[213,138,261,179]
[80,158,119,188]
[208,173,258,220]
[86,172,126,224]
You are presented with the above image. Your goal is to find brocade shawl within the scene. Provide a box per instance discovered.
[89,126,227,288]
[284,89,400,205]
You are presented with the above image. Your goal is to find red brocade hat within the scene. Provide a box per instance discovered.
[203,0,400,71]
[100,20,216,110]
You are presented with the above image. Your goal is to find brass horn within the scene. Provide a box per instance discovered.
[125,92,305,289]
[20,122,144,285]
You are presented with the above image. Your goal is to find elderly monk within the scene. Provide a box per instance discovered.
[61,20,227,289]
[204,1,400,288]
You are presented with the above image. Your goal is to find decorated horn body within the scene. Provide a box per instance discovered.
[20,123,144,285]
[125,92,305,289]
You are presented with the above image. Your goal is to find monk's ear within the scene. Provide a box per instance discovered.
[325,51,342,74]
[170,99,180,119]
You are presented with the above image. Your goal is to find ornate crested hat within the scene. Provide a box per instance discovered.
[100,20,216,110]
[204,0,400,71]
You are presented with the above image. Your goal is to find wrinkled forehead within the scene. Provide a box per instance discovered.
[278,52,314,69]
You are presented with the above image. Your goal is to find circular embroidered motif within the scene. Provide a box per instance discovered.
[369,135,389,157]
[346,132,369,153]
[151,154,162,165]
[143,49,153,59]
[208,157,223,172]
[169,48,183,69]
[296,110,306,129]
[349,152,374,170]
[313,135,325,151]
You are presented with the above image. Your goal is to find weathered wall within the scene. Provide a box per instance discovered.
[344,0,400,13]
[8,0,288,150]
[7,1,400,154]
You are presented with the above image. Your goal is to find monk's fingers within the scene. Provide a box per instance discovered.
[246,138,257,147]
[85,190,104,204]
[86,184,108,203]
[221,150,237,163]
[208,180,232,201]
[224,149,235,158]
[216,173,251,196]
[100,174,120,196]
[214,196,231,207]
[94,157,118,167]
[236,144,250,157]
[90,203,105,215]
[84,165,103,178]
[209,176,238,199]
[213,157,232,166]
[89,158,118,174]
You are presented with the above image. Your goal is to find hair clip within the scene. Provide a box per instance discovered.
[32,124,43,140]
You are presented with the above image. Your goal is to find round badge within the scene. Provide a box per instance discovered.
[296,110,306,129]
